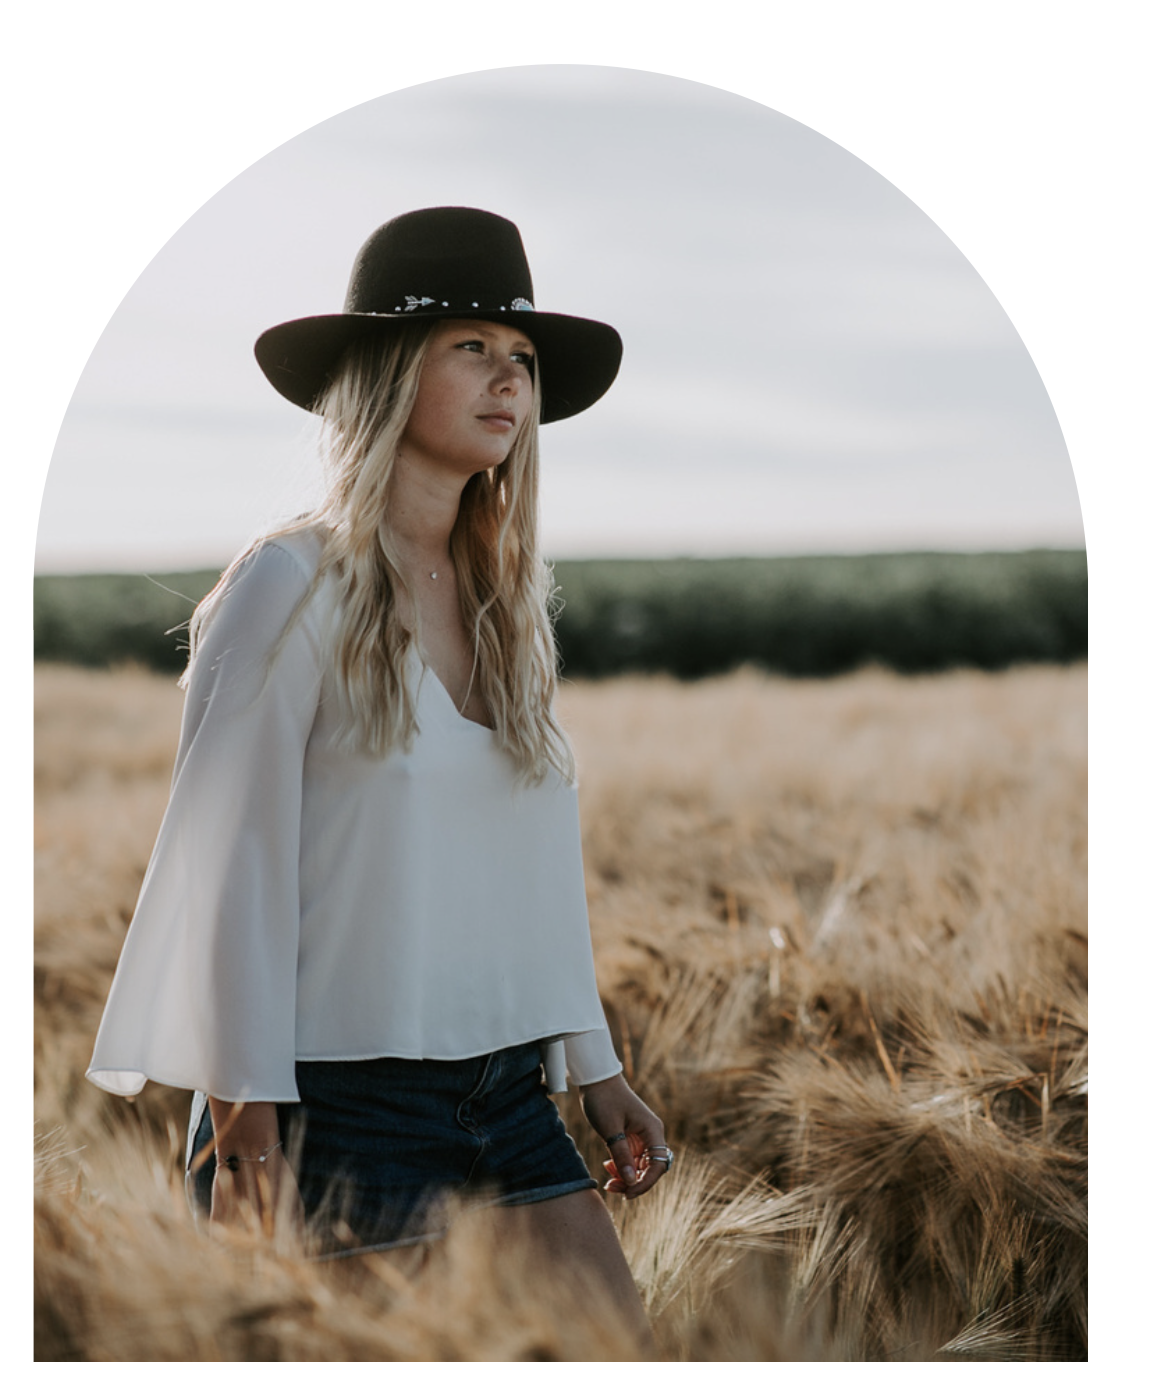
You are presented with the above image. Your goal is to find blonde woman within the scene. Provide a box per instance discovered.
[87,208,669,1331]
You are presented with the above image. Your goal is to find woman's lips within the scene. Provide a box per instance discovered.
[478,410,516,429]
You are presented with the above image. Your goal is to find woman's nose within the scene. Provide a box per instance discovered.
[491,354,523,394]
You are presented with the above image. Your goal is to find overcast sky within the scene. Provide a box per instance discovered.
[37,64,1082,573]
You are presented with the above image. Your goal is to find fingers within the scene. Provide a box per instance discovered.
[601,1157,634,1195]
[210,1153,303,1238]
[601,1125,673,1199]
[601,1130,639,1190]
[583,1077,673,1200]
[631,1144,672,1196]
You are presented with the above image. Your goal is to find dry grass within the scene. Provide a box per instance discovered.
[34,661,1087,1360]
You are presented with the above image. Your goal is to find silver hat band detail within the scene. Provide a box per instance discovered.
[379,295,535,313]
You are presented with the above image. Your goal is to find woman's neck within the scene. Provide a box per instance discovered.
[386,450,466,575]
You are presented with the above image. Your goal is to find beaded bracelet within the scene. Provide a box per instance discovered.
[216,1140,283,1173]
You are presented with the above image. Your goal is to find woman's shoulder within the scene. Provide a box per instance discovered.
[219,523,333,606]
[249,522,328,583]
[195,523,333,652]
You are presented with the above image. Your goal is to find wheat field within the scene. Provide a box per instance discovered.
[34,662,1087,1361]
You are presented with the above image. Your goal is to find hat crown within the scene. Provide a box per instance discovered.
[344,207,536,317]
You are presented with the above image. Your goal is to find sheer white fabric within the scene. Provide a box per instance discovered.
[87,529,621,1102]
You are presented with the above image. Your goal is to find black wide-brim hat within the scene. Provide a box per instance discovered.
[255,207,622,425]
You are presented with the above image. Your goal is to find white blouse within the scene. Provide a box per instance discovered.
[86,529,621,1103]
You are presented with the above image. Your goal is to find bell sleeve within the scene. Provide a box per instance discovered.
[539,1029,623,1093]
[86,540,324,1103]
[563,1028,623,1088]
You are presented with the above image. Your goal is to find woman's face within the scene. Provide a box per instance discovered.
[400,319,536,477]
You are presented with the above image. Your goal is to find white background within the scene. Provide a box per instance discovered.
[16,0,1155,1368]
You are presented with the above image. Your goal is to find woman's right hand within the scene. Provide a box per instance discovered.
[207,1097,304,1240]
[210,1146,304,1237]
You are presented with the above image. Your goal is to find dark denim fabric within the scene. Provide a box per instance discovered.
[186,1041,596,1254]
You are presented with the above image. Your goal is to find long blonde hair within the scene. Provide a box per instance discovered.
[185,324,575,784]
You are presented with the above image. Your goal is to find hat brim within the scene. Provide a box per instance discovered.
[254,309,622,425]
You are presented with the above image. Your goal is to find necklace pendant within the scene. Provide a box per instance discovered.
[429,571,438,581]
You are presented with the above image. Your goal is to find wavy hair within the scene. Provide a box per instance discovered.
[184,324,574,785]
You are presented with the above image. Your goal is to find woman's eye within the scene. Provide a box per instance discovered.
[454,340,531,367]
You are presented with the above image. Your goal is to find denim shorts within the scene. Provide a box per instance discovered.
[186,1040,597,1255]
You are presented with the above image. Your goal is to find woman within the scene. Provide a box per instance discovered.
[86,207,669,1320]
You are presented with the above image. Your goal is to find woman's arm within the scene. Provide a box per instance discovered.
[87,539,324,1104]
[578,1073,670,1199]
[207,1098,303,1233]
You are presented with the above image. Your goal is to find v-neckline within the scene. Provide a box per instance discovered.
[413,647,495,732]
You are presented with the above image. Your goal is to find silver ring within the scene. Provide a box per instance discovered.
[647,1147,674,1171]
[603,1132,627,1146]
